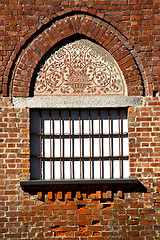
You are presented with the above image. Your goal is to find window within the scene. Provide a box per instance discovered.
[30,108,129,180]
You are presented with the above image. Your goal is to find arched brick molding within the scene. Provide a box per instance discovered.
[2,12,150,97]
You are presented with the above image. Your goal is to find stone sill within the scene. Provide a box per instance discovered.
[20,178,146,193]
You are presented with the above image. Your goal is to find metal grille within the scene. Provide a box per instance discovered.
[30,109,129,180]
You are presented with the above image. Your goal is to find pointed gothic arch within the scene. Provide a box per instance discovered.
[2,13,150,97]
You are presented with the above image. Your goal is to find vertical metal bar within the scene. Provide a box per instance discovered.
[69,110,72,179]
[99,110,101,179]
[89,110,92,179]
[59,110,62,179]
[53,111,55,180]
[121,110,124,178]
[79,110,82,179]
[118,109,122,178]
[49,110,52,180]
[40,111,42,180]
[101,110,104,178]
[108,109,111,178]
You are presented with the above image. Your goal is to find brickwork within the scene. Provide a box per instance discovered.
[0,1,160,239]
[1,1,160,96]
[2,13,149,97]
[0,97,160,239]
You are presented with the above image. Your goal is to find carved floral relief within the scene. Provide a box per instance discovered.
[34,40,125,96]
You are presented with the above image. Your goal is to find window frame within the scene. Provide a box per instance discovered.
[30,107,129,181]
[17,96,144,193]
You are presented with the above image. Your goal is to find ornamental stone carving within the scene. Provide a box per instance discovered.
[34,39,126,96]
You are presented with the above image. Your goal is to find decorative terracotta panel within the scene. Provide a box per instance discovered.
[34,40,126,96]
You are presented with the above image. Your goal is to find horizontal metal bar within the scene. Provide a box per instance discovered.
[31,133,128,137]
[31,156,129,160]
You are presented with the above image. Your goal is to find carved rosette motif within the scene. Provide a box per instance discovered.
[34,40,125,96]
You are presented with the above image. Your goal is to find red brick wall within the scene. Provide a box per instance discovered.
[10,13,146,97]
[0,0,160,96]
[0,1,160,239]
[0,97,160,239]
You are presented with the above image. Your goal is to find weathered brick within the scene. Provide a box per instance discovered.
[0,0,159,238]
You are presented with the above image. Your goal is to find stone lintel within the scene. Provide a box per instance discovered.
[13,96,144,108]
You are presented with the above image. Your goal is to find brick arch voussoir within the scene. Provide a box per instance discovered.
[12,20,78,97]
[75,15,146,96]
[105,41,144,96]
[57,11,150,95]
[2,10,83,96]
[8,12,149,97]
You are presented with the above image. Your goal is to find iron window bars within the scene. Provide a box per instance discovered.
[30,108,129,180]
